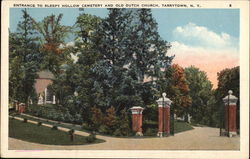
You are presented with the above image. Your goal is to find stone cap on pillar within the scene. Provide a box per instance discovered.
[156,92,172,107]
[223,90,238,105]
[130,106,144,114]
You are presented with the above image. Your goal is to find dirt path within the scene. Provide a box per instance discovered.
[9,122,239,150]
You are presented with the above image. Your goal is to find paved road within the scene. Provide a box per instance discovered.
[9,117,239,150]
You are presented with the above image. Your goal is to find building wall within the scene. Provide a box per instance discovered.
[34,78,53,95]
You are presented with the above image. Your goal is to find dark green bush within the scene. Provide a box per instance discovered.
[86,133,96,143]
[37,121,42,126]
[51,125,58,130]
[68,129,74,135]
[144,128,157,136]
[23,118,28,123]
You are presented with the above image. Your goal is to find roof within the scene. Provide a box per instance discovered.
[37,71,55,79]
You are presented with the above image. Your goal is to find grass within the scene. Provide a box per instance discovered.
[11,112,193,138]
[143,120,194,136]
[13,113,85,131]
[174,121,194,134]
[9,118,105,145]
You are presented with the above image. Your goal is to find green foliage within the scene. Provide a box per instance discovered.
[37,121,42,126]
[164,64,192,117]
[32,13,72,75]
[68,129,75,135]
[91,8,173,111]
[90,106,104,131]
[113,109,131,136]
[216,66,239,101]
[26,104,76,123]
[103,106,118,134]
[9,9,41,104]
[52,125,58,130]
[23,118,28,123]
[86,133,96,143]
[143,104,158,122]
[184,66,216,125]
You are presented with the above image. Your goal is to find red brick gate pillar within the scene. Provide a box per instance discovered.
[130,106,144,136]
[157,93,172,137]
[223,90,238,137]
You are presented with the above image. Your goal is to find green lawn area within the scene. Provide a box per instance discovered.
[174,121,194,134]
[143,120,194,136]
[9,118,105,145]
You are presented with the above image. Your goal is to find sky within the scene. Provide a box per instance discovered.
[9,8,239,88]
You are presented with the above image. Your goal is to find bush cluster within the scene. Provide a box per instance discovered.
[51,125,58,130]
[90,106,132,136]
[23,118,28,123]
[26,104,83,124]
[85,133,96,143]
[37,121,42,126]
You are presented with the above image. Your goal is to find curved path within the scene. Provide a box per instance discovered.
[9,117,239,150]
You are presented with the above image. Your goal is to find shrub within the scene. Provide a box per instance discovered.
[23,118,28,123]
[37,121,42,126]
[51,125,58,130]
[113,129,122,136]
[86,133,96,143]
[103,106,117,134]
[144,128,157,136]
[74,114,83,124]
[68,129,75,135]
[64,111,73,123]
[142,121,158,130]
[98,125,109,134]
[114,109,131,136]
[91,106,104,131]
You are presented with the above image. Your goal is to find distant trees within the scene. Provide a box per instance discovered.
[184,66,215,124]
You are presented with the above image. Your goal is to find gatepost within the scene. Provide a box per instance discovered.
[222,90,238,137]
[157,92,172,137]
[130,106,144,136]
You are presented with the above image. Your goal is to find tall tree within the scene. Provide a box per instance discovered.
[92,8,173,112]
[215,66,239,128]
[63,13,103,123]
[130,9,172,83]
[32,14,71,75]
[169,64,192,117]
[184,66,214,124]
[92,8,138,111]
[9,9,42,104]
[216,66,239,100]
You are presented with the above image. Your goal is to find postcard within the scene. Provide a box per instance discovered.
[1,0,249,158]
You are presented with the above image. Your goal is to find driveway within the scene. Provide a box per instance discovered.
[9,123,239,150]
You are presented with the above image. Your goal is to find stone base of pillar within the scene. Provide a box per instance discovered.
[136,132,143,136]
[157,132,170,137]
[229,131,237,137]
[220,129,237,137]
[157,132,163,137]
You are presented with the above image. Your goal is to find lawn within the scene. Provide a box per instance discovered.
[143,120,194,136]
[9,118,105,145]
[174,121,194,134]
